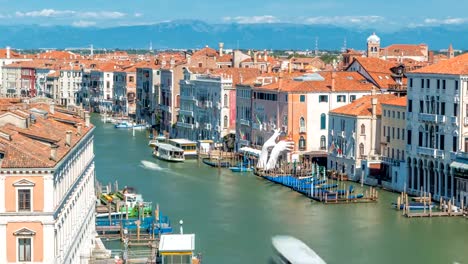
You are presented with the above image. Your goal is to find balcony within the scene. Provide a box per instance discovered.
[418,113,446,124]
[417,146,444,158]
[450,116,458,126]
[176,122,194,129]
[299,127,306,133]
[180,94,196,101]
[179,109,194,117]
[456,151,468,159]
[382,156,401,166]
[240,119,250,126]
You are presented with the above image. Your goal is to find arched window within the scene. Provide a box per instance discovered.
[299,136,306,151]
[359,143,365,157]
[361,124,366,135]
[299,117,305,132]
[320,114,326,130]
[320,135,326,150]
[223,115,228,128]
[224,94,228,107]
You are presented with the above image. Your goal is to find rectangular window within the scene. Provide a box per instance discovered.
[18,189,31,211]
[408,100,412,112]
[455,80,459,90]
[318,95,328,102]
[419,100,424,113]
[392,111,395,118]
[454,103,458,117]
[437,79,440,89]
[392,127,395,139]
[407,130,412,145]
[409,78,413,88]
[440,135,445,150]
[397,112,400,119]
[350,95,356,102]
[426,79,430,88]
[441,102,445,115]
[402,129,405,140]
[442,80,446,89]
[300,95,305,102]
[421,79,424,89]
[383,126,386,136]
[397,128,400,139]
[383,110,386,117]
[285,94,288,102]
[337,95,346,102]
[18,238,32,262]
[453,136,458,152]
[418,131,423,147]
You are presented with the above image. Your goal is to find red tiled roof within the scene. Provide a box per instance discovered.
[330,94,400,116]
[192,47,218,58]
[382,96,407,107]
[381,44,427,57]
[411,53,468,75]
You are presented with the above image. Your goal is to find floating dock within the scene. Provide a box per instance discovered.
[395,191,467,218]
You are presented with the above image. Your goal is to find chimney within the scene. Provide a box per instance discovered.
[49,102,55,114]
[371,97,378,118]
[428,51,434,64]
[77,123,82,136]
[6,46,10,59]
[253,51,258,64]
[278,72,284,91]
[50,145,58,161]
[331,71,336,92]
[219,42,224,56]
[371,86,376,96]
[288,59,292,74]
[65,131,72,147]
[264,50,268,61]
[170,56,175,68]
[85,111,90,127]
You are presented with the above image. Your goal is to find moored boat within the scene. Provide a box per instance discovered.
[153,143,185,162]
[272,235,326,264]
[202,157,231,167]
[114,121,134,129]
[229,167,253,172]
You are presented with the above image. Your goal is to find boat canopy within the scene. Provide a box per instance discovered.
[272,235,326,264]
[159,234,195,253]
[239,147,262,157]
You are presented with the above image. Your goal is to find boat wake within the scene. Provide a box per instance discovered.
[140,160,165,171]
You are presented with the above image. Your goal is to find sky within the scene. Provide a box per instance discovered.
[0,0,467,30]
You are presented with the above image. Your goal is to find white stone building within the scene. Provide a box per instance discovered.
[406,53,468,203]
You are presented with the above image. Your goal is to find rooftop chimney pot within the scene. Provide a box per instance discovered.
[65,131,72,147]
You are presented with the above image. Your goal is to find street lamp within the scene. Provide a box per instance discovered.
[179,220,184,234]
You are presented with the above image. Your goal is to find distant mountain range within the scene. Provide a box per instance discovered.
[0,20,466,51]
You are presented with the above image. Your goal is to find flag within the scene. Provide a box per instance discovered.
[329,140,335,153]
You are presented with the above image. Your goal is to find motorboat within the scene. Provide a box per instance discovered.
[272,235,326,264]
[153,143,185,162]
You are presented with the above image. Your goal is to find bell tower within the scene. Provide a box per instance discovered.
[367,32,381,58]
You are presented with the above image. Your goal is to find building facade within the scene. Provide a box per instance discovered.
[0,101,96,263]
[406,54,468,203]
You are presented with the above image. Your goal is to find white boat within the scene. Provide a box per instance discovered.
[272,236,326,264]
[168,139,198,159]
[115,121,134,128]
[153,143,185,162]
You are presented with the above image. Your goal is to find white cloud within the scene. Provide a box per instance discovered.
[80,11,126,19]
[15,9,126,19]
[16,9,76,17]
[424,17,467,25]
[72,20,97,27]
[223,15,279,24]
[305,16,384,25]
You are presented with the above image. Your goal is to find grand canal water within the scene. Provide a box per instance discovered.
[92,116,468,264]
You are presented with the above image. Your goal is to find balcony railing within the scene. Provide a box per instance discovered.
[450,116,458,126]
[418,113,446,124]
[180,94,196,101]
[417,146,444,158]
[176,122,194,129]
[179,109,194,117]
[240,119,250,126]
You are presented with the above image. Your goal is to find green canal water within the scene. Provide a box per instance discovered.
[92,117,468,264]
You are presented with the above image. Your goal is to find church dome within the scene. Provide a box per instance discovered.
[367,33,380,43]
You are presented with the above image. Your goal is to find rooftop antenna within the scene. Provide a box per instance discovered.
[315,37,319,56]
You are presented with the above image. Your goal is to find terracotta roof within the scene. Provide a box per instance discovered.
[381,44,427,57]
[410,52,468,75]
[381,96,407,107]
[217,54,233,63]
[349,57,399,88]
[330,94,400,116]
[0,49,22,59]
[188,67,261,86]
[0,103,92,168]
[258,71,375,93]
[192,47,218,58]
[36,50,83,60]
